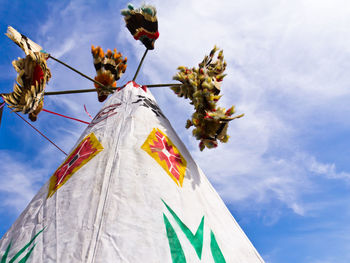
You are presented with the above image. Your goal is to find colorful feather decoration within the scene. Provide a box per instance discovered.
[91,45,127,102]
[121,4,159,50]
[172,46,244,151]
[2,26,51,121]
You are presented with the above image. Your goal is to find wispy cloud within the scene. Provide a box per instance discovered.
[131,0,350,219]
[0,152,48,212]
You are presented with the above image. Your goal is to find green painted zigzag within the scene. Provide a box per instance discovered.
[162,200,226,263]
[162,200,204,259]
[0,228,44,263]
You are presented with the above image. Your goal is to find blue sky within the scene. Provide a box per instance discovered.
[1,0,350,262]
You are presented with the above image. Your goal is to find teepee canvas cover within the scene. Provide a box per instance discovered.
[0,82,264,262]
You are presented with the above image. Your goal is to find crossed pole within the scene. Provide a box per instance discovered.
[46,48,180,96]
[0,48,180,98]
[0,48,180,155]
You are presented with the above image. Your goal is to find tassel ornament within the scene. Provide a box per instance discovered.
[172,46,244,151]
[3,26,51,121]
[121,4,159,50]
[91,45,127,102]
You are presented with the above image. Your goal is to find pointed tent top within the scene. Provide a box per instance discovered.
[0,82,264,262]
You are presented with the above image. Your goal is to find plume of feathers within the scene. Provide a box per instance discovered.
[91,45,127,102]
[172,46,244,151]
[2,26,51,121]
[121,4,159,50]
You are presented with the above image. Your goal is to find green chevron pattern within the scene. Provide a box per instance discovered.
[162,200,204,259]
[0,228,44,263]
[162,200,226,262]
[163,214,187,263]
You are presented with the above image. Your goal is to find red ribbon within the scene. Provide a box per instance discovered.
[42,109,90,125]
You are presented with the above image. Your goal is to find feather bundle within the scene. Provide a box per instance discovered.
[172,46,244,151]
[121,4,159,50]
[91,45,127,102]
[3,26,51,121]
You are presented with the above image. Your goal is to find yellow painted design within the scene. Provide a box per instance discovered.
[141,128,187,186]
[47,133,104,198]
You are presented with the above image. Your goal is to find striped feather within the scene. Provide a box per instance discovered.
[6,26,43,57]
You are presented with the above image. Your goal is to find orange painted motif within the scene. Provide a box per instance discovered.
[47,133,103,198]
[141,128,187,187]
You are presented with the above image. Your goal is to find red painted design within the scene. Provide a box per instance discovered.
[54,137,97,187]
[149,131,183,180]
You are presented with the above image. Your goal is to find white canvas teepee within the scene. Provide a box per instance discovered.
[0,81,264,262]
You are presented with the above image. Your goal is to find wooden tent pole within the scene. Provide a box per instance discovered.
[147,83,180,88]
[48,55,110,91]
[45,89,97,95]
[132,48,149,81]
[44,83,181,96]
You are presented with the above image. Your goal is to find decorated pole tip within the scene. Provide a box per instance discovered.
[121,4,159,50]
[91,45,127,102]
[3,26,51,121]
[171,46,244,151]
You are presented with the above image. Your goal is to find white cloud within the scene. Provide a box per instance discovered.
[309,157,350,180]
[0,152,48,212]
[132,0,350,218]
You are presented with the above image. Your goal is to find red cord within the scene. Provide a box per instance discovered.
[14,112,68,156]
[42,108,90,125]
[84,105,93,119]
